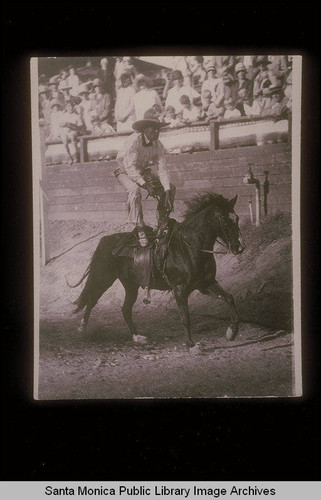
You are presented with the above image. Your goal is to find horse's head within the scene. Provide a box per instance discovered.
[210,195,246,255]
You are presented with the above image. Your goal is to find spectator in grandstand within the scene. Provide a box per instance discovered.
[164,70,200,115]
[152,103,165,122]
[203,56,216,72]
[214,56,236,77]
[90,114,116,136]
[163,106,181,128]
[67,65,80,97]
[201,89,212,118]
[48,101,64,140]
[241,90,263,117]
[98,57,114,96]
[186,56,206,86]
[269,55,288,86]
[48,76,65,109]
[59,81,73,108]
[114,72,136,132]
[261,85,289,119]
[253,56,273,96]
[90,81,112,125]
[172,56,191,85]
[133,76,163,120]
[59,100,83,164]
[201,65,225,109]
[237,56,256,80]
[223,97,242,119]
[114,57,137,94]
[221,68,239,104]
[235,62,253,97]
[58,68,69,89]
[77,83,93,133]
[39,86,52,137]
[178,95,202,124]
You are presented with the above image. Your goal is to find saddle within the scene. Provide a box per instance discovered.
[111,219,177,300]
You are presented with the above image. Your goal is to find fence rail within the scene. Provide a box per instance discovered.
[44,115,291,166]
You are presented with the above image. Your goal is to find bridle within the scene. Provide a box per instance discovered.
[182,211,243,256]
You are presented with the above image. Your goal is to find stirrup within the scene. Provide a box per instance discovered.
[137,228,149,248]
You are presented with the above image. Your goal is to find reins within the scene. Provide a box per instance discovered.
[180,211,241,256]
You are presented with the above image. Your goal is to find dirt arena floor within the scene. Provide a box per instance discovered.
[37,213,297,400]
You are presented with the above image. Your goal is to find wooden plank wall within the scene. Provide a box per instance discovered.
[46,143,291,225]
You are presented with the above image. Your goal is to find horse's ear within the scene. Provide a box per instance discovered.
[229,195,238,211]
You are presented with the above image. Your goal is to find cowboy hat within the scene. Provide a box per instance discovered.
[254,56,271,67]
[132,109,169,131]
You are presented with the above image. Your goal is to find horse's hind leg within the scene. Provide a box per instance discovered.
[201,281,239,341]
[121,281,147,344]
[79,280,117,333]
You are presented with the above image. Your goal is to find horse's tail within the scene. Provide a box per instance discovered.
[64,269,90,288]
[72,234,119,314]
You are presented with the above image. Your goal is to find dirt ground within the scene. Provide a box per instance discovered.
[37,213,296,400]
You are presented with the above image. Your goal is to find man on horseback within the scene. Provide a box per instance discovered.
[114,108,176,246]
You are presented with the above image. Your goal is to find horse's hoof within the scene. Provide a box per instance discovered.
[226,326,237,341]
[133,334,148,344]
[78,320,86,334]
[185,340,195,349]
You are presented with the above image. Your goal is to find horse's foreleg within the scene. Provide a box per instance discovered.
[121,283,147,344]
[173,287,194,347]
[202,281,239,341]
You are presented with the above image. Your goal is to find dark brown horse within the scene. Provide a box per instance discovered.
[71,192,245,347]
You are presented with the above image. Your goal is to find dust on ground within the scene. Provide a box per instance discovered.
[38,213,297,400]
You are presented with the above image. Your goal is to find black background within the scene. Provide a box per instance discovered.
[2,1,320,481]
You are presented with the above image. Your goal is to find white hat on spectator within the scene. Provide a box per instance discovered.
[39,85,50,94]
[235,62,247,74]
[92,78,103,88]
[49,76,60,86]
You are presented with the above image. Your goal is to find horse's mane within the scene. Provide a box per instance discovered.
[182,192,230,222]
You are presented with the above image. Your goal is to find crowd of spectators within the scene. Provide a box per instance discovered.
[39,56,293,163]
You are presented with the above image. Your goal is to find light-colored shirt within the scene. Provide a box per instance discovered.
[243,100,262,117]
[224,108,241,119]
[50,110,64,138]
[133,89,162,120]
[114,86,136,132]
[201,78,225,106]
[67,74,80,96]
[116,132,170,191]
[180,105,201,123]
[165,85,200,114]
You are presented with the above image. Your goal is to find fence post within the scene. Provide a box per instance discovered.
[39,121,50,265]
[288,113,292,146]
[79,136,88,163]
[209,119,219,151]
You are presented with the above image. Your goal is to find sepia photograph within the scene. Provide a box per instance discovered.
[31,54,301,400]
